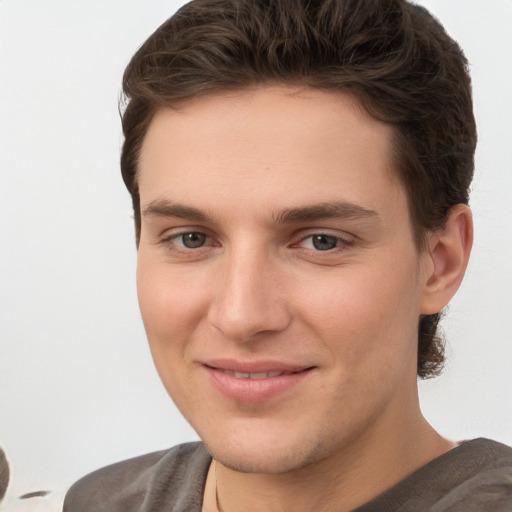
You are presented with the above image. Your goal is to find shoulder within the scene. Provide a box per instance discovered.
[63,442,211,512]
[433,438,512,511]
[357,438,512,512]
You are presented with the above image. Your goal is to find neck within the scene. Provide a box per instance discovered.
[205,409,454,512]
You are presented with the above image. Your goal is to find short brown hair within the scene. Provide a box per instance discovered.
[120,0,476,378]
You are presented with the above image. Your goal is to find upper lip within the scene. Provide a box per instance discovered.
[203,358,313,374]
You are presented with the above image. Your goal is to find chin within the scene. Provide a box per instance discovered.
[201,432,332,475]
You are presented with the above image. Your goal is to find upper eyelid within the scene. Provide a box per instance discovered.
[160,225,214,239]
[292,228,355,243]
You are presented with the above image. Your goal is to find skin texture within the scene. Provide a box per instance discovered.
[136,87,472,512]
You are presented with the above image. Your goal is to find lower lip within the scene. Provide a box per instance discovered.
[204,366,313,403]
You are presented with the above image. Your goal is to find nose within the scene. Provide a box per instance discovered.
[207,247,292,343]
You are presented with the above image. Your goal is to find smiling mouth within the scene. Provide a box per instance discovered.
[218,369,300,379]
[205,364,314,380]
[204,364,315,402]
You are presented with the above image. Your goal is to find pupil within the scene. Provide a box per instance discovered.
[312,235,338,251]
[182,232,206,248]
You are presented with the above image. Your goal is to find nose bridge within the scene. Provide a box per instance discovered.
[208,243,290,342]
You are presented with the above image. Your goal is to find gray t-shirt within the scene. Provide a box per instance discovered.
[63,438,512,511]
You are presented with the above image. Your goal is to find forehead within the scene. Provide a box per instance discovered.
[138,86,403,220]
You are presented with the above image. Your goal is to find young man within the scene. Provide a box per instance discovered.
[64,0,512,510]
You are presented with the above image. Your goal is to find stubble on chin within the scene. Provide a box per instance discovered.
[202,433,338,475]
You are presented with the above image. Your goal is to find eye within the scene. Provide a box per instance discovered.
[298,233,352,251]
[310,234,339,251]
[158,229,218,258]
[175,232,208,249]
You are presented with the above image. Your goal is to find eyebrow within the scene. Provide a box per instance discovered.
[142,199,380,224]
[273,202,380,224]
[142,200,209,222]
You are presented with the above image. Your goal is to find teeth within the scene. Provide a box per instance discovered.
[250,371,282,379]
[266,371,286,378]
[226,370,289,379]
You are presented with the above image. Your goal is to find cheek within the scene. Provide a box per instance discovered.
[138,259,203,331]
[297,259,422,368]
[136,262,205,405]
[136,259,209,377]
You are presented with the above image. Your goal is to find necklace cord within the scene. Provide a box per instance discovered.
[214,460,223,512]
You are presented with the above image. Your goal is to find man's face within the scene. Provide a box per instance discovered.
[136,87,432,473]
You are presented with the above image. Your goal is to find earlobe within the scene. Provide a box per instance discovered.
[421,204,473,315]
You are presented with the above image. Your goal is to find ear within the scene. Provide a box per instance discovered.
[420,204,473,315]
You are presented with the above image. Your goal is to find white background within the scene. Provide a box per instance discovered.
[0,1,511,510]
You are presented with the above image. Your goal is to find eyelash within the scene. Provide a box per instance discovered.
[159,230,354,255]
